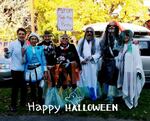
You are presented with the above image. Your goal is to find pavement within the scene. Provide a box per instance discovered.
[0,115,138,121]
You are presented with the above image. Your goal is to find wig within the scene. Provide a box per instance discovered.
[119,30,134,53]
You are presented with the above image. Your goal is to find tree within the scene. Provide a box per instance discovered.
[98,0,149,24]
[34,0,149,40]
[0,0,149,41]
[0,0,30,41]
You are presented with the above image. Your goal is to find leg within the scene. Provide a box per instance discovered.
[30,82,37,103]
[60,67,68,89]
[37,81,43,105]
[20,71,27,106]
[10,70,20,111]
[67,64,77,89]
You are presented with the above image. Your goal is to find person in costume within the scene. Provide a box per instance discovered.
[24,32,47,105]
[99,21,121,103]
[56,34,82,104]
[4,28,27,112]
[38,30,57,87]
[77,27,101,101]
[116,30,145,109]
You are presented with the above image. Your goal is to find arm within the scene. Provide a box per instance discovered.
[76,38,85,62]
[91,38,101,63]
[40,46,48,80]
[4,42,13,58]
[71,44,82,71]
[41,46,47,71]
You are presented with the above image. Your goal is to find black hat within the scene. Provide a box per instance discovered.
[44,30,53,36]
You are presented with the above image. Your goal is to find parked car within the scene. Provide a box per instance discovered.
[134,35,150,83]
[0,51,12,87]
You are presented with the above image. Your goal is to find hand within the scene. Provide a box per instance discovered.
[137,72,142,79]
[85,56,92,61]
[133,40,139,45]
[81,59,87,64]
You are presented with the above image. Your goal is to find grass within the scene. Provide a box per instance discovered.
[0,88,150,120]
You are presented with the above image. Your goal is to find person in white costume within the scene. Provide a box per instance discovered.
[77,27,101,100]
[116,30,145,109]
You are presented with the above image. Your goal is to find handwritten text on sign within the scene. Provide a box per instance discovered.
[57,8,73,31]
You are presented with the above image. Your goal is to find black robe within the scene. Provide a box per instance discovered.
[56,43,81,71]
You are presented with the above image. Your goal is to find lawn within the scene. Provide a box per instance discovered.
[0,88,150,121]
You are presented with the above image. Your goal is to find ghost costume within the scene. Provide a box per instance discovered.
[116,42,145,109]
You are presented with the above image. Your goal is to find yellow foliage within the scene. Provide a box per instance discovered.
[33,0,149,41]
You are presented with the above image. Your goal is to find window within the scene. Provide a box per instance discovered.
[139,41,150,56]
[95,31,103,38]
[139,41,148,49]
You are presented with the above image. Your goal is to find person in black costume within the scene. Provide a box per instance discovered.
[100,21,121,103]
[56,34,81,89]
[38,30,57,87]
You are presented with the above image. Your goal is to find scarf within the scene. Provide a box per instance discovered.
[79,38,96,58]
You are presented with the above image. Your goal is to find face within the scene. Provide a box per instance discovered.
[124,34,129,43]
[60,37,68,47]
[17,30,26,41]
[43,34,52,42]
[108,23,116,33]
[30,36,38,46]
[85,28,93,40]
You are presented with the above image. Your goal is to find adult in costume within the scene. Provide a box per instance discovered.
[100,21,121,103]
[24,32,47,105]
[4,28,27,112]
[38,30,57,87]
[77,27,101,101]
[117,30,145,109]
[56,34,82,104]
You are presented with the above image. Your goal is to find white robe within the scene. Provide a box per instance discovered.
[116,44,145,109]
[77,38,101,99]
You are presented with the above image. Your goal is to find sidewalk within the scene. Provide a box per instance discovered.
[0,115,138,121]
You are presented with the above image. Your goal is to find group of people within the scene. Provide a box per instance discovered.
[4,21,145,112]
